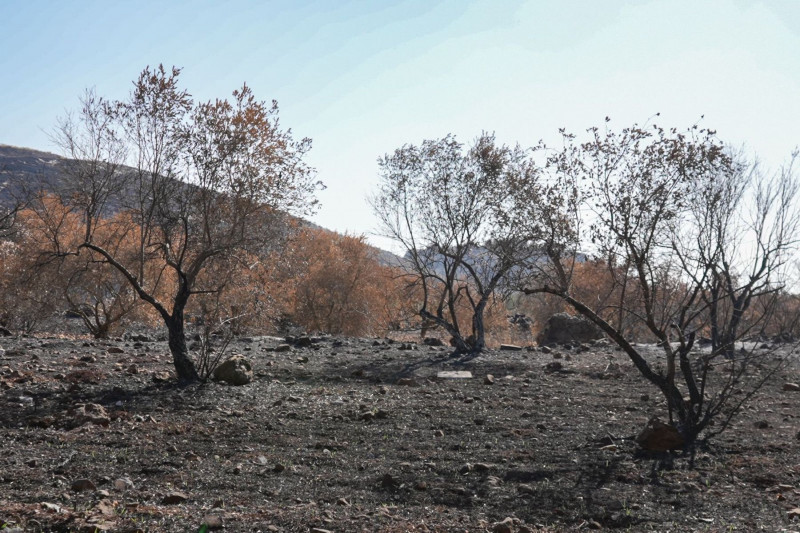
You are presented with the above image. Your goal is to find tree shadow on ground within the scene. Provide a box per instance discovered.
[0,380,208,430]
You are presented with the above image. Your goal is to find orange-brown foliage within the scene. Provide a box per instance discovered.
[4,196,166,336]
[280,228,409,337]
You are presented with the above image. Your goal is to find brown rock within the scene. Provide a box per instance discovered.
[636,418,685,451]
[484,374,495,385]
[28,416,55,428]
[67,403,110,428]
[545,361,563,372]
[213,354,253,385]
[80,521,114,532]
[492,517,514,533]
[152,371,172,383]
[381,473,399,488]
[71,478,96,492]
[113,477,134,491]
[783,382,800,392]
[95,500,115,517]
[107,346,124,354]
[518,484,535,495]
[162,491,189,504]
[473,463,491,473]
[202,514,224,530]
[396,377,418,386]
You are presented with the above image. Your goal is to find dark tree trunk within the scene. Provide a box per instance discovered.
[93,323,110,339]
[471,300,487,352]
[165,314,199,383]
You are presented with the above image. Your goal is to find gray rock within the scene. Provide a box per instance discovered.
[113,477,135,491]
[292,335,313,348]
[162,491,189,504]
[537,313,603,345]
[41,502,65,513]
[499,344,522,351]
[436,371,473,380]
[213,354,253,385]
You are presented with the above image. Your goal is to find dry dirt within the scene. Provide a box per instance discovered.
[1,332,800,532]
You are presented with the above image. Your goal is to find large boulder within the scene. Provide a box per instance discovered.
[213,355,253,386]
[537,313,603,345]
[67,403,111,428]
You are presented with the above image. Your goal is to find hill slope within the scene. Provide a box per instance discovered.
[0,144,401,264]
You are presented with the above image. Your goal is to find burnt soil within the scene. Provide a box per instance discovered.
[1,332,799,532]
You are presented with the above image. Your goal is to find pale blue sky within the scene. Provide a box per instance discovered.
[1,0,799,249]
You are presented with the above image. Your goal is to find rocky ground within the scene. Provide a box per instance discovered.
[1,331,800,532]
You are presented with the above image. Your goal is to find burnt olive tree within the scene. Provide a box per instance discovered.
[520,122,799,446]
[373,134,542,353]
[53,65,320,382]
